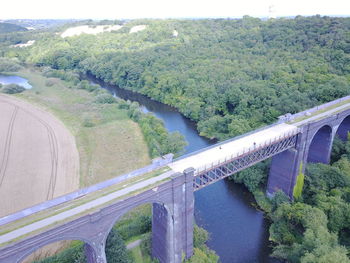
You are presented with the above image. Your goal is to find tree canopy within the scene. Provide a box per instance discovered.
[9,16,349,139]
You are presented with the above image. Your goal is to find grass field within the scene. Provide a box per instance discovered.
[14,67,151,186]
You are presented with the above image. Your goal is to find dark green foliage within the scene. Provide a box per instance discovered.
[193,225,209,249]
[116,99,187,157]
[105,228,131,263]
[271,190,289,211]
[77,80,98,92]
[1,83,25,94]
[94,93,117,104]
[82,117,95,127]
[42,68,80,84]
[22,16,350,139]
[186,226,219,263]
[304,162,350,201]
[229,161,269,192]
[331,135,350,163]
[0,58,21,72]
[0,23,27,33]
[117,215,151,241]
[33,242,86,263]
[270,138,350,262]
[270,202,350,263]
[34,229,131,263]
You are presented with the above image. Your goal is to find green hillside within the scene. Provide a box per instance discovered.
[0,22,28,33]
[9,16,350,140]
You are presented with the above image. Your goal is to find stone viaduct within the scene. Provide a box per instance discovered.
[1,96,350,263]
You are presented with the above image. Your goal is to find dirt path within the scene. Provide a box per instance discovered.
[126,239,142,250]
[0,94,79,217]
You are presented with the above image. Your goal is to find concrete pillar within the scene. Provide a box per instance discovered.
[182,168,194,259]
[152,203,172,263]
[171,172,186,263]
[267,148,302,199]
[85,236,107,263]
[85,243,97,263]
[151,170,194,263]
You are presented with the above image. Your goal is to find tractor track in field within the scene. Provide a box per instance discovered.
[0,99,59,200]
[0,105,18,188]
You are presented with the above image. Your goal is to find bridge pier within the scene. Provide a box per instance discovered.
[152,168,194,263]
[85,239,107,263]
[267,148,302,199]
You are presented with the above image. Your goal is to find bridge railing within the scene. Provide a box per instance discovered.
[0,154,173,227]
[278,95,350,123]
[175,121,281,162]
[193,129,300,189]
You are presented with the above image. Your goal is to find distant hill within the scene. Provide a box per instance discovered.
[0,22,28,33]
[4,19,80,30]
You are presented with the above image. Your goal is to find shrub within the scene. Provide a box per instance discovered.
[45,78,59,87]
[1,84,25,94]
[94,94,116,104]
[82,117,95,127]
[0,58,21,72]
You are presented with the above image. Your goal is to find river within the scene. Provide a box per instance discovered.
[90,77,281,263]
[0,75,32,89]
[2,74,279,262]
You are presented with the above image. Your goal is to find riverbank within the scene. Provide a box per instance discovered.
[9,67,151,186]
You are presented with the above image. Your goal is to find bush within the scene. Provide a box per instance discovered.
[94,94,116,104]
[1,83,25,94]
[105,228,131,263]
[77,80,98,92]
[45,78,59,87]
[118,215,151,240]
[0,58,21,72]
[193,225,209,248]
[82,117,95,127]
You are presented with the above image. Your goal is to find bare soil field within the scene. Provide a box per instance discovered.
[0,94,79,217]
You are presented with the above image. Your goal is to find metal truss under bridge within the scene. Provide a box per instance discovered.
[193,132,299,190]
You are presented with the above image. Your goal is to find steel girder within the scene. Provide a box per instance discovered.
[193,134,298,190]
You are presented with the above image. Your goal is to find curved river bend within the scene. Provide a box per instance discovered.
[91,77,281,263]
[2,74,280,262]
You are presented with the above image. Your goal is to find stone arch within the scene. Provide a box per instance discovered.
[17,237,97,263]
[307,125,333,164]
[336,115,350,141]
[104,200,173,263]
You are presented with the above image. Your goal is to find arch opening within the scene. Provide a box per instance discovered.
[18,239,95,263]
[307,125,333,164]
[336,115,350,141]
[105,201,172,263]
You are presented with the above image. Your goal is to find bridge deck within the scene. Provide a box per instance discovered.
[169,123,298,174]
[0,170,173,246]
[291,101,350,126]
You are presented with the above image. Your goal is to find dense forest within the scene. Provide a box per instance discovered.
[4,16,349,139]
[0,22,27,33]
[229,136,350,262]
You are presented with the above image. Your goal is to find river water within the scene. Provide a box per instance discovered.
[2,74,279,262]
[0,75,32,89]
[90,77,281,263]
